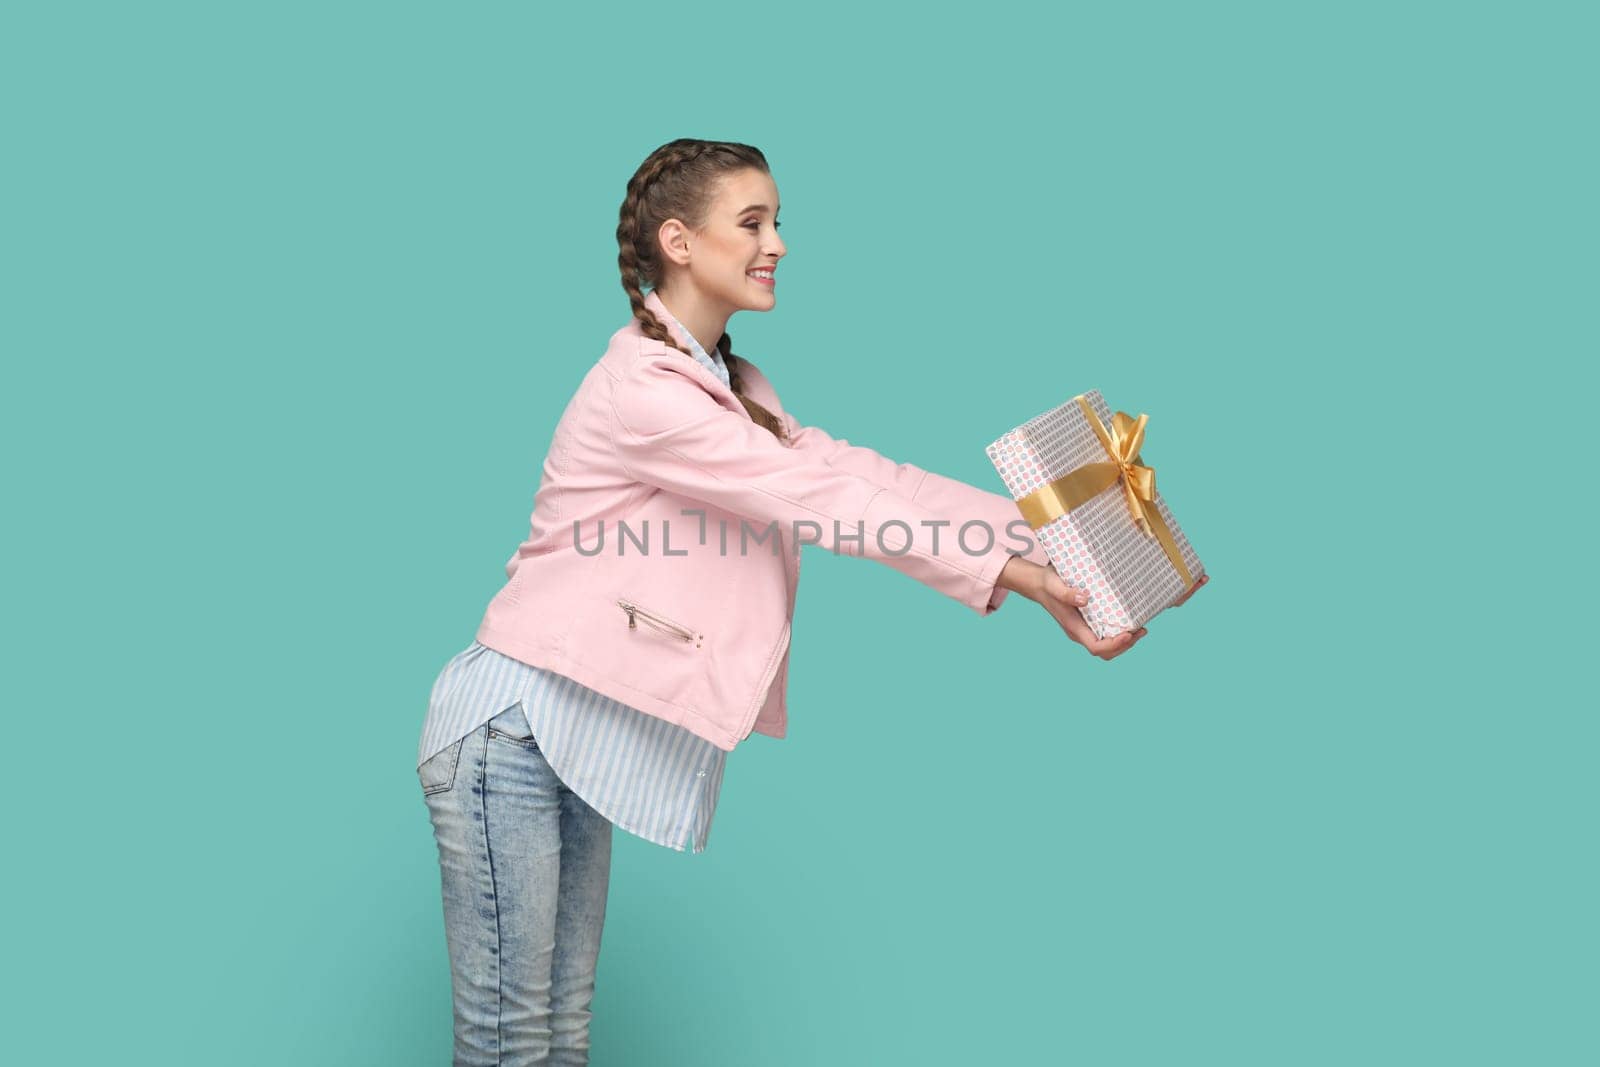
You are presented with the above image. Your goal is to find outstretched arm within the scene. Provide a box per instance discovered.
[777,408,1053,611]
[613,358,1021,615]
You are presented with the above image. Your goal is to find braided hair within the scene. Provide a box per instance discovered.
[616,138,789,442]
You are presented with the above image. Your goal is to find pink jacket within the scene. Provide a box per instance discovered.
[474,289,1049,751]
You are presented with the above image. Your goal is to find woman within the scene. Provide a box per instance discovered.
[417,137,1199,1065]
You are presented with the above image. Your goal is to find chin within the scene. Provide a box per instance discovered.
[739,276,778,309]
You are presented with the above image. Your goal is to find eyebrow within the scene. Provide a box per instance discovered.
[736,203,781,215]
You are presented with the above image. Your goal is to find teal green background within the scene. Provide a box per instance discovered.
[4,1,1594,1063]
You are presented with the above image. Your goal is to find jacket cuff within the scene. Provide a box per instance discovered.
[982,534,1052,615]
[976,545,1020,616]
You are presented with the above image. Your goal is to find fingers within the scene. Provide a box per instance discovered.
[1042,569,1091,609]
[1172,573,1209,608]
[1085,627,1147,661]
[1055,602,1148,661]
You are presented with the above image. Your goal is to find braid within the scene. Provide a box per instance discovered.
[616,140,704,360]
[616,138,790,444]
[719,334,787,440]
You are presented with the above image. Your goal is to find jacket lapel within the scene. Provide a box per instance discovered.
[639,289,747,418]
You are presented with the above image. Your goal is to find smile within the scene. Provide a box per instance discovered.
[747,269,775,287]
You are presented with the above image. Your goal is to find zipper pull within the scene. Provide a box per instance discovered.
[624,605,637,630]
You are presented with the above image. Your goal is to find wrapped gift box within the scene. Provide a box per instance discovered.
[986,390,1205,639]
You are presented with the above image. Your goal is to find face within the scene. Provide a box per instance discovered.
[662,167,786,314]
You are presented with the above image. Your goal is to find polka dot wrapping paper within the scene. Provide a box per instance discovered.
[985,390,1206,639]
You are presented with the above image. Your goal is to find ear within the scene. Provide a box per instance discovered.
[657,218,693,269]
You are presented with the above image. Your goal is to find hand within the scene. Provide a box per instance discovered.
[998,557,1146,661]
[1170,573,1209,607]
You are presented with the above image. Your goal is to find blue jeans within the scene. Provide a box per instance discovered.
[420,704,615,1065]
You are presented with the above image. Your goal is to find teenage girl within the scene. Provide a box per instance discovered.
[416,137,1202,1065]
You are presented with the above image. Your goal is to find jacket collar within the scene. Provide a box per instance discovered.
[628,288,745,414]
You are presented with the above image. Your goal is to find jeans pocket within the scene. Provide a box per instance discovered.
[418,738,465,796]
[485,703,541,751]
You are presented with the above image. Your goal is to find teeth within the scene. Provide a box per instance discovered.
[748,270,773,279]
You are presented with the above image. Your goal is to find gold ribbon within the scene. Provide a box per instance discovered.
[1015,395,1194,589]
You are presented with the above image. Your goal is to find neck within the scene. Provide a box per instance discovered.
[653,285,730,359]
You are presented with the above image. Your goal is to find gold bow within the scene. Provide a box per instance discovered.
[1015,395,1193,589]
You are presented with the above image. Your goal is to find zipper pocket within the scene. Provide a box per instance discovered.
[616,598,702,647]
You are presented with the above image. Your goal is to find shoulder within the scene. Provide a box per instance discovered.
[611,336,734,438]
[603,316,691,392]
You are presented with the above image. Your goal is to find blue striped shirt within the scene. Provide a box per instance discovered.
[418,308,735,853]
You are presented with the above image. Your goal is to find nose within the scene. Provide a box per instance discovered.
[765,227,786,260]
